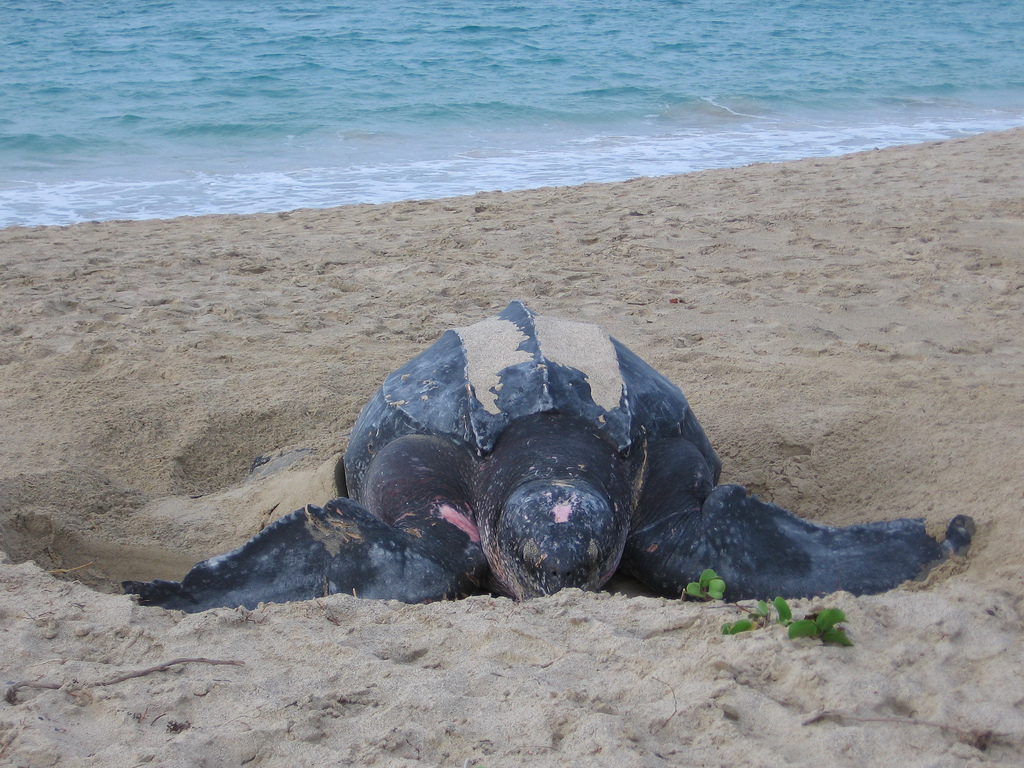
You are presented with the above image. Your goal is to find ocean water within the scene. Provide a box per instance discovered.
[2,0,1023,228]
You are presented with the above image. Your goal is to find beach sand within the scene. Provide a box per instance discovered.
[2,128,1023,766]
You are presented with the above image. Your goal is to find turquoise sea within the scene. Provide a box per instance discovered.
[3,0,1023,228]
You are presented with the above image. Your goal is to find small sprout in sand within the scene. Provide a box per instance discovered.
[722,598,770,634]
[721,618,755,635]
[773,596,793,626]
[788,608,853,646]
[687,572,852,646]
[685,568,726,601]
[771,595,854,645]
[750,599,772,625]
[720,596,852,645]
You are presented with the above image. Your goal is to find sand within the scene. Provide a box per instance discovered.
[1,128,1023,766]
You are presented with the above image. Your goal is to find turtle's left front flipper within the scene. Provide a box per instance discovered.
[620,437,975,601]
[124,499,488,612]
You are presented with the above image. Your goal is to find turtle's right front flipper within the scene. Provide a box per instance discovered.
[124,499,488,612]
[620,437,974,601]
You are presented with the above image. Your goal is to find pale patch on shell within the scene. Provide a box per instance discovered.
[456,315,532,415]
[533,314,622,411]
[456,310,623,416]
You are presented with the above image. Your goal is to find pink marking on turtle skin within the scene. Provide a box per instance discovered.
[553,503,573,524]
[436,503,480,543]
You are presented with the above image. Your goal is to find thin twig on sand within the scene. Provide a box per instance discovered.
[803,709,998,751]
[5,657,245,704]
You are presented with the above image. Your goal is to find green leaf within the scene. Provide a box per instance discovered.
[685,582,703,598]
[788,620,820,640]
[722,620,754,635]
[755,600,770,617]
[821,628,854,646]
[699,568,718,587]
[773,596,792,625]
[814,609,846,633]
[708,579,726,599]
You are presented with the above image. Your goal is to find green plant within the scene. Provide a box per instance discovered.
[721,618,755,635]
[720,596,852,645]
[787,608,853,646]
[721,598,770,634]
[773,596,792,626]
[686,568,726,601]
[688,570,852,645]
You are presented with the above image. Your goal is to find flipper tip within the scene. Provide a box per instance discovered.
[942,514,975,558]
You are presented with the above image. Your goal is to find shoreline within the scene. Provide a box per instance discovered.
[6,119,1024,230]
[1,127,1023,765]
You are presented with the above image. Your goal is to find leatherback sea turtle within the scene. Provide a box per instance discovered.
[125,301,973,612]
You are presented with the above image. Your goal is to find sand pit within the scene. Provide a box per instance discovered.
[2,129,1023,766]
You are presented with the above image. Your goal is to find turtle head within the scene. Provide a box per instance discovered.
[489,479,628,599]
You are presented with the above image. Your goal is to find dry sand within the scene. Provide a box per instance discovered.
[1,128,1023,766]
